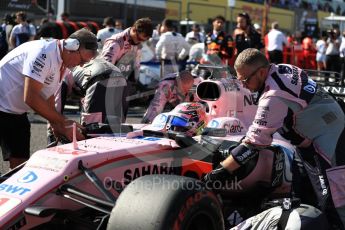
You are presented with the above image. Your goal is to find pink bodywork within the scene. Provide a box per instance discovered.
[196,78,258,130]
[0,78,295,229]
[0,137,175,229]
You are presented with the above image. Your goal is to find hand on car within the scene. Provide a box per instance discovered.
[202,164,233,186]
[51,119,85,141]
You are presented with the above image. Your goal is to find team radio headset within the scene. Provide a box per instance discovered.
[63,38,80,51]
[63,37,98,51]
[58,37,97,80]
[56,38,80,82]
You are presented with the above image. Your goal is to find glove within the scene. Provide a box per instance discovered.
[202,164,233,187]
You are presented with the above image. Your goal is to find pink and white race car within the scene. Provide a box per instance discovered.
[0,72,296,230]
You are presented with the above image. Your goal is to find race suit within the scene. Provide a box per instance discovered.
[142,73,192,123]
[101,28,141,115]
[54,58,127,124]
[231,64,344,164]
[101,28,141,80]
[231,203,328,230]
[205,30,234,65]
[230,64,345,227]
[302,36,316,69]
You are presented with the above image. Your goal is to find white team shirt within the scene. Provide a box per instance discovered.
[10,23,36,44]
[0,39,63,114]
[185,31,205,43]
[155,31,190,60]
[267,29,287,51]
[96,27,122,48]
[316,39,326,60]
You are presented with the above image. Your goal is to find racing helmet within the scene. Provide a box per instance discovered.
[147,112,170,131]
[166,102,207,136]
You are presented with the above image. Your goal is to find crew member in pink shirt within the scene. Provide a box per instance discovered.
[204,48,345,228]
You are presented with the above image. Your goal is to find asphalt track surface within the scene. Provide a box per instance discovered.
[0,107,145,174]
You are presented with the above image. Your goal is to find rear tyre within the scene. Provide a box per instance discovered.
[107,175,224,230]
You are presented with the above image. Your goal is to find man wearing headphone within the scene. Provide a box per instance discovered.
[0,28,98,168]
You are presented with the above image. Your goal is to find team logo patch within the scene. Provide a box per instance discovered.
[303,85,316,94]
[278,65,292,74]
[17,171,38,183]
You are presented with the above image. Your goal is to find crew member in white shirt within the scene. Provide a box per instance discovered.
[9,11,36,49]
[266,21,287,64]
[0,28,98,168]
[97,17,122,50]
[316,31,327,71]
[156,19,190,75]
[185,24,204,45]
[325,29,341,75]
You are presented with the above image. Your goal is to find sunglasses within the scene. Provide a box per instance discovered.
[238,65,265,84]
[136,32,149,42]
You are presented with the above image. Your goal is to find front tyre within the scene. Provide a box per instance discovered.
[107,175,224,230]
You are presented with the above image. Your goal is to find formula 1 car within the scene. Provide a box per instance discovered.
[0,71,297,230]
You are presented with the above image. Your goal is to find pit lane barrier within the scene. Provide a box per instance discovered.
[282,46,317,70]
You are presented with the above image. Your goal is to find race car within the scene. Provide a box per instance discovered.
[0,71,297,230]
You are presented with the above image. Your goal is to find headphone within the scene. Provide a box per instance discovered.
[238,12,252,26]
[63,38,80,51]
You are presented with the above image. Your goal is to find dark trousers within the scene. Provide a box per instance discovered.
[268,50,283,64]
[326,55,341,82]
[0,111,30,161]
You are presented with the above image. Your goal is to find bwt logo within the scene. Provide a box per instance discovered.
[17,171,38,183]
